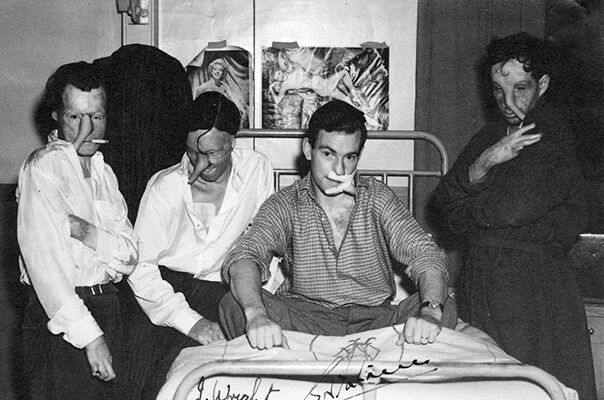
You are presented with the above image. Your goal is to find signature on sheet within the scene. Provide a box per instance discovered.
[196,376,280,400]
[194,337,436,400]
[304,337,436,400]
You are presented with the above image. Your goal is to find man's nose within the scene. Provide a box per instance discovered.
[503,91,516,110]
[79,114,92,135]
[334,158,345,175]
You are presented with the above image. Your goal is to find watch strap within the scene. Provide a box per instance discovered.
[420,300,444,312]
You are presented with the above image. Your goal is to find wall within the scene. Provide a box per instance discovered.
[0,0,122,184]
[0,1,122,398]
[156,0,418,174]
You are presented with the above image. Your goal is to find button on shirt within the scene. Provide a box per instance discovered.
[128,149,274,335]
[223,174,448,308]
[17,140,138,349]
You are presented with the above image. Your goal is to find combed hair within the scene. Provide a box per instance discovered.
[44,61,105,113]
[486,32,550,80]
[185,91,240,137]
[306,100,367,149]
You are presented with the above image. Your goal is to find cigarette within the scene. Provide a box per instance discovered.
[86,139,109,144]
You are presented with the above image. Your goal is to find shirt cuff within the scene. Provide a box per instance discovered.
[223,253,271,284]
[172,308,204,336]
[47,297,104,349]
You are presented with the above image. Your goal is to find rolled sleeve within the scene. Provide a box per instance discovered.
[95,227,138,274]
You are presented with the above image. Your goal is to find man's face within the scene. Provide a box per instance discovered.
[186,127,234,184]
[491,59,549,126]
[303,129,362,197]
[52,84,106,157]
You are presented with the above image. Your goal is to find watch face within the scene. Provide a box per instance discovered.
[428,300,440,309]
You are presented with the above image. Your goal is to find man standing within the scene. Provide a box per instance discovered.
[125,91,273,399]
[17,62,138,399]
[431,32,596,399]
[220,100,457,350]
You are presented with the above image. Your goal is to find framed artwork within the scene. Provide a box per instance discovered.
[262,46,389,130]
[187,46,252,128]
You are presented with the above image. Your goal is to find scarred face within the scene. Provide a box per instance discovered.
[185,127,234,184]
[52,84,107,157]
[491,59,549,126]
[303,129,361,198]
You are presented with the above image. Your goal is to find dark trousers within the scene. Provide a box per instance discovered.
[122,267,228,400]
[22,287,123,400]
[219,290,457,340]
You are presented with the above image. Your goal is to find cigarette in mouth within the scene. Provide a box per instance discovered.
[86,139,109,144]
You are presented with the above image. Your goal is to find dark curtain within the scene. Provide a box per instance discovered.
[94,45,193,222]
[546,0,604,233]
[414,0,546,282]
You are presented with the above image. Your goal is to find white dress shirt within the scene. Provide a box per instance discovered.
[17,139,138,349]
[128,149,274,336]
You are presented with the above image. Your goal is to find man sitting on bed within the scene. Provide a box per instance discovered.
[124,91,274,399]
[219,100,457,350]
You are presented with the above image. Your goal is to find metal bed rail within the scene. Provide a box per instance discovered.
[173,360,566,400]
[236,130,449,216]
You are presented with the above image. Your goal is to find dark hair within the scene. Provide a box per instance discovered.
[185,91,240,136]
[306,100,367,149]
[44,61,105,114]
[486,32,550,80]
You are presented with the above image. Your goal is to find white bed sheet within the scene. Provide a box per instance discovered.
[158,322,577,400]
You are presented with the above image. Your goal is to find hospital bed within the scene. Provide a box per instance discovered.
[159,130,577,400]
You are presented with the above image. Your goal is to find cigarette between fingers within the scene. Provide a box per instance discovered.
[86,139,109,144]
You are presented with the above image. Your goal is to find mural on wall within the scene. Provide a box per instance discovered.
[187,46,252,128]
[262,46,389,130]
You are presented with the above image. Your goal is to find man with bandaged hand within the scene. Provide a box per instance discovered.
[220,100,457,349]
[124,91,273,400]
[17,62,138,400]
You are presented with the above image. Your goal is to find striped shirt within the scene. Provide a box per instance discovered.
[223,174,448,308]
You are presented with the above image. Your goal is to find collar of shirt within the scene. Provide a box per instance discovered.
[46,137,106,190]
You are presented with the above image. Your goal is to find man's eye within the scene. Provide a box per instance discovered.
[67,114,79,120]
[322,151,332,157]
[346,154,358,161]
[92,115,105,121]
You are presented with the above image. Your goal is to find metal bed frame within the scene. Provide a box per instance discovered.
[174,360,566,400]
[172,130,566,400]
[237,129,449,216]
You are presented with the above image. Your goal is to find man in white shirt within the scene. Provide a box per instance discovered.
[125,91,274,399]
[17,62,138,400]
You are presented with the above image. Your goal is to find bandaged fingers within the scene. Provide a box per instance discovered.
[246,313,288,350]
[401,316,442,345]
[188,318,225,346]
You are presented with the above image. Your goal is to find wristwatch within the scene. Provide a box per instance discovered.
[420,300,444,312]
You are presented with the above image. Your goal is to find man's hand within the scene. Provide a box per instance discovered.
[245,308,289,350]
[398,308,443,346]
[188,318,225,345]
[85,335,116,381]
[68,214,98,250]
[469,123,541,183]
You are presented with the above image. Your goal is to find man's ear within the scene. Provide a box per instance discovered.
[302,138,312,161]
[538,74,550,97]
